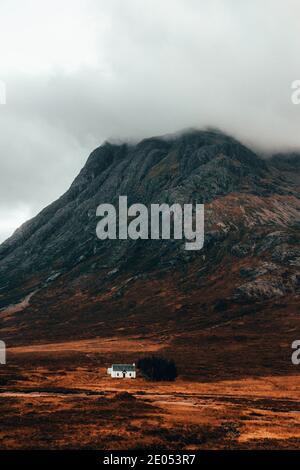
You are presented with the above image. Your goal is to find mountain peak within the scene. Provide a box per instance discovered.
[0,130,298,329]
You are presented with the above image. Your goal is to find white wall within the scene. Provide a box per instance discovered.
[109,370,136,378]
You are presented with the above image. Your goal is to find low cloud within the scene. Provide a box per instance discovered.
[0,0,299,242]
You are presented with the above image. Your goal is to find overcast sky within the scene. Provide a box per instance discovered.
[0,0,299,243]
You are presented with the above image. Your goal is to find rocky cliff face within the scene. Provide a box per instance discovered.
[0,129,299,344]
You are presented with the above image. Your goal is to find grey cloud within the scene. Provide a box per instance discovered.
[0,0,299,242]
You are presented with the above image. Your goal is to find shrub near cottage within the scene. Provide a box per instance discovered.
[137,355,177,381]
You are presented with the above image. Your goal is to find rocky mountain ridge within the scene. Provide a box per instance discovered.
[0,129,299,345]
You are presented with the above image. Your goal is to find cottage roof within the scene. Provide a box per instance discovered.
[112,364,135,371]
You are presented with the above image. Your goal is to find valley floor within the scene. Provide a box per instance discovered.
[0,336,300,450]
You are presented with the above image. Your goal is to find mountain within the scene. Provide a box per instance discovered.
[0,129,299,376]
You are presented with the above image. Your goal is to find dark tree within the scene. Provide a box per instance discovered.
[137,355,177,381]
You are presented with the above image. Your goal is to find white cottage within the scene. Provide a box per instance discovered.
[107,363,136,378]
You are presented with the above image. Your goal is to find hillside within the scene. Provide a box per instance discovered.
[0,129,299,381]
